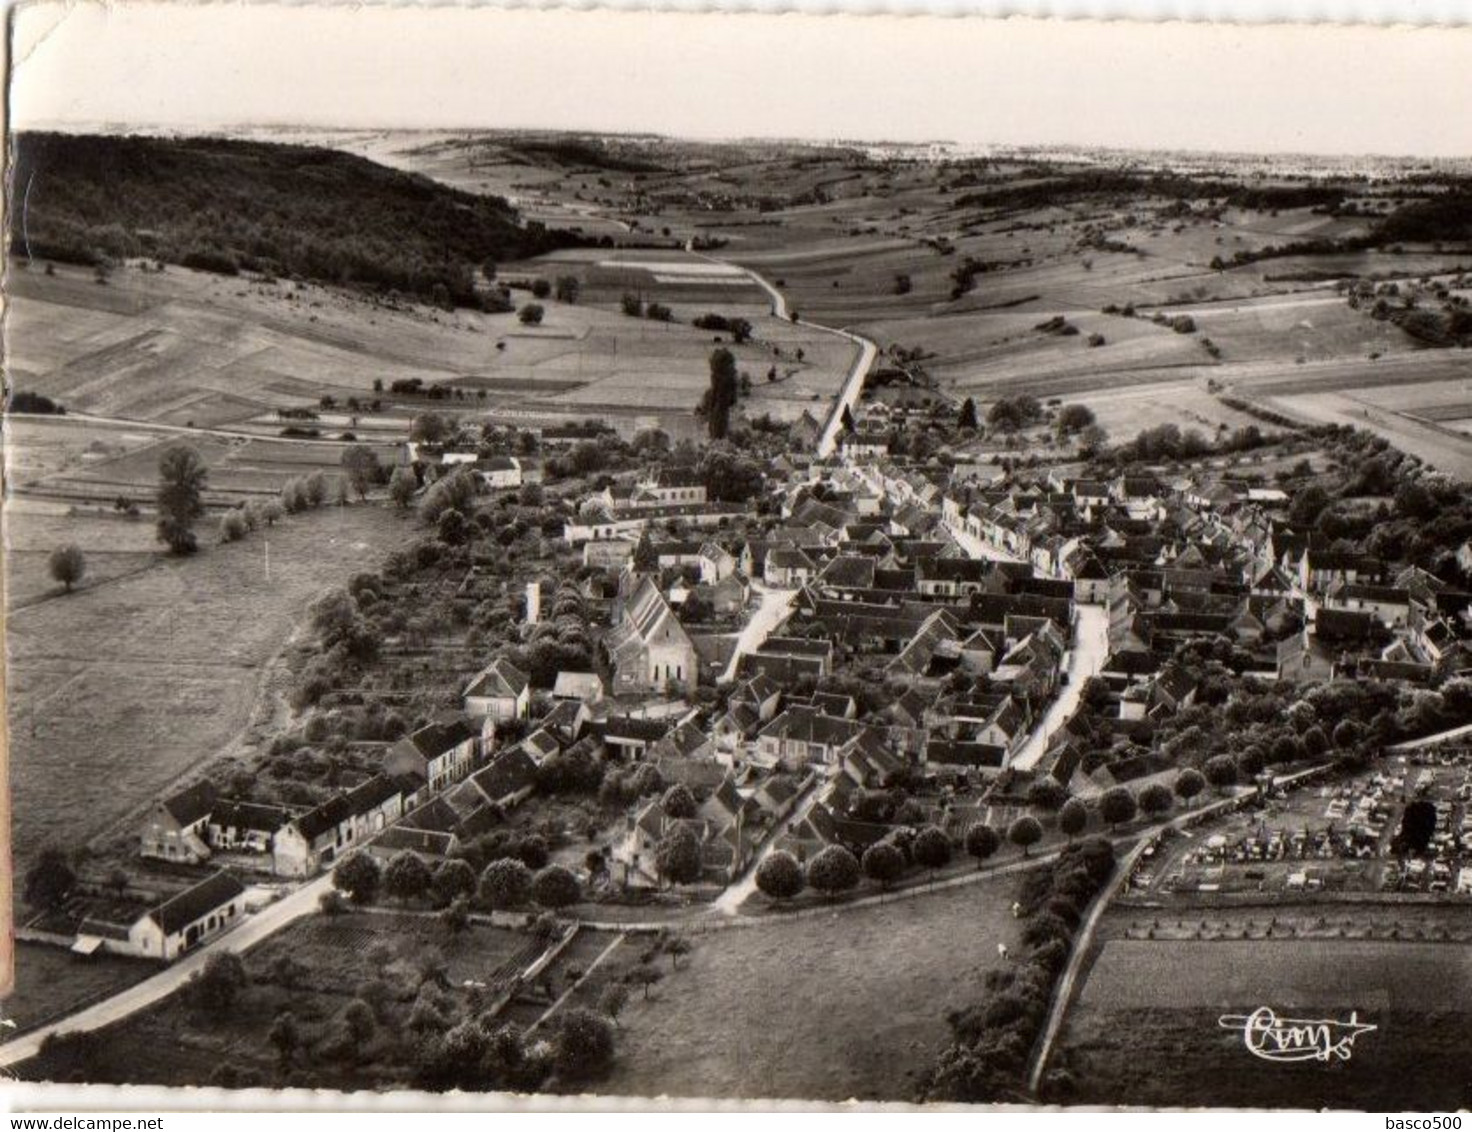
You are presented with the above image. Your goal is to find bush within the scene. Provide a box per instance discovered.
[519,303,545,326]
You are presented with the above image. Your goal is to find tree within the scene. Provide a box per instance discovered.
[410,412,449,444]
[1099,786,1138,828]
[23,847,76,911]
[654,825,702,887]
[912,825,952,872]
[1204,754,1238,793]
[269,1011,300,1066]
[440,897,471,937]
[1055,403,1096,437]
[862,842,905,889]
[333,852,382,905]
[1058,798,1088,841]
[1078,423,1110,457]
[625,966,663,1001]
[519,303,545,326]
[620,293,643,318]
[259,498,284,527]
[598,982,630,1027]
[964,823,1000,867]
[48,545,86,592]
[1028,778,1068,811]
[664,937,692,970]
[531,864,580,910]
[389,465,418,508]
[1004,815,1041,857]
[480,858,533,909]
[437,507,470,546]
[432,859,478,906]
[554,275,581,304]
[531,278,552,299]
[958,397,979,430]
[194,951,249,1012]
[342,999,376,1044]
[661,784,697,819]
[706,347,739,440]
[806,845,860,898]
[341,445,381,500]
[1139,783,1173,818]
[219,509,247,543]
[755,850,804,901]
[1174,768,1207,804]
[840,404,857,433]
[155,444,208,554]
[383,850,432,905]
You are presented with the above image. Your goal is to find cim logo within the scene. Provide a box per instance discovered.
[1218,1007,1377,1064]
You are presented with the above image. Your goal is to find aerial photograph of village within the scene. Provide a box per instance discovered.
[2,4,1471,1115]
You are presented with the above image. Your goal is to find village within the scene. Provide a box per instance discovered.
[17,376,1472,984]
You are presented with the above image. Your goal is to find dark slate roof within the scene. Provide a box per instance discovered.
[150,871,245,935]
[161,780,217,826]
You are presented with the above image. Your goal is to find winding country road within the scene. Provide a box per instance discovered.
[689,245,878,458]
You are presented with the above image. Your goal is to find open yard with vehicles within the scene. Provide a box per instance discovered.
[4,501,412,873]
[599,876,1024,1102]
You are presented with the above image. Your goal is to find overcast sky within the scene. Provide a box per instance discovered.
[10,3,1472,157]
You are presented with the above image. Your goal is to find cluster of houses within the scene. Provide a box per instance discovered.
[60,415,1472,960]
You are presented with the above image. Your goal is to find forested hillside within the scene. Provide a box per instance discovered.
[9,132,586,307]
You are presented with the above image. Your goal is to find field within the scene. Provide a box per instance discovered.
[1053,899,1472,1109]
[0,942,156,1036]
[599,877,1024,1102]
[7,255,851,440]
[4,501,413,872]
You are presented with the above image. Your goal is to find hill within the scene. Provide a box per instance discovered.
[9,132,587,308]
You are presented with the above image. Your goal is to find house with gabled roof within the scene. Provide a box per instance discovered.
[463,658,531,721]
[140,780,217,863]
[756,706,865,769]
[387,714,479,793]
[85,871,248,962]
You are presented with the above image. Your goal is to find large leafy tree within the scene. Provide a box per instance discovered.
[155,445,208,555]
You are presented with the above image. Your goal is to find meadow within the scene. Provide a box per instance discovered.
[4,502,411,872]
[600,877,1024,1103]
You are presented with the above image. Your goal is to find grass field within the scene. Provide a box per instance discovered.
[4,502,413,872]
[0,942,157,1035]
[1057,908,1472,1108]
[600,877,1025,1102]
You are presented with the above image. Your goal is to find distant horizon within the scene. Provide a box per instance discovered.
[15,119,1472,169]
[11,6,1472,160]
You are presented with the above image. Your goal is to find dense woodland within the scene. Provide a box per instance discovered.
[9,133,586,307]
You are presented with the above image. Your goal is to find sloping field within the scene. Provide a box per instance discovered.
[4,503,411,871]
[601,878,1023,1103]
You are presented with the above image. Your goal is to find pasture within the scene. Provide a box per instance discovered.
[4,502,411,872]
[601,876,1024,1102]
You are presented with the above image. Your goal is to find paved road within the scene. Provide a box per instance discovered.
[718,580,797,684]
[944,521,1027,564]
[0,874,336,1068]
[1009,603,1109,772]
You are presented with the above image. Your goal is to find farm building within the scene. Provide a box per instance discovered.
[271,773,421,878]
[139,780,217,863]
[74,871,246,962]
